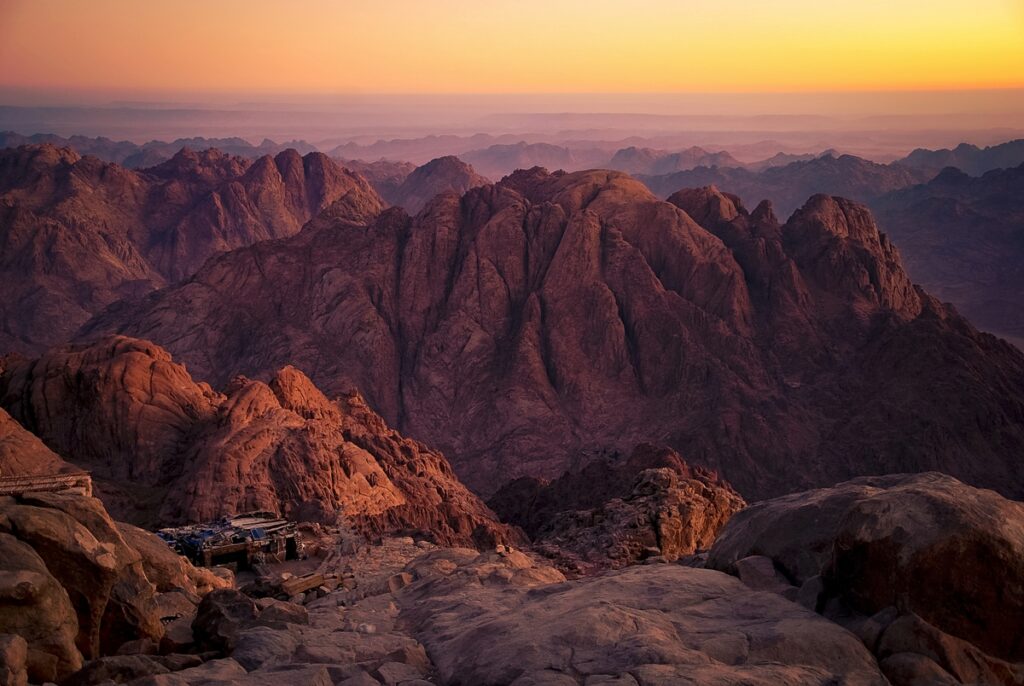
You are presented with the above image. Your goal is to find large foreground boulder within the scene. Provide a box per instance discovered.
[0,489,215,679]
[397,547,887,685]
[489,445,744,572]
[707,472,1024,683]
[0,534,81,682]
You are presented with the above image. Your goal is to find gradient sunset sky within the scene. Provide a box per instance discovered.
[2,0,1023,96]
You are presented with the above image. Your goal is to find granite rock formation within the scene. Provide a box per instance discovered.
[489,444,744,572]
[0,336,518,547]
[79,169,1024,501]
[707,472,1024,685]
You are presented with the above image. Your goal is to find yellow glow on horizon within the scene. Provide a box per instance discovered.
[0,0,1022,94]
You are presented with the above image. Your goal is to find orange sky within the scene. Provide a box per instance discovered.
[1,0,1023,95]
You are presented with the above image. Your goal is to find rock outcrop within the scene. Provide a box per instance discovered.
[0,489,227,682]
[707,472,1024,685]
[79,168,1024,501]
[0,144,383,354]
[0,336,518,547]
[0,408,79,477]
[396,547,888,685]
[489,444,744,572]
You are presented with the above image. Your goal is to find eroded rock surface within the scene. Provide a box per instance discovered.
[0,144,384,354]
[490,444,744,572]
[395,546,886,685]
[80,169,1024,502]
[0,336,519,547]
[708,472,1024,685]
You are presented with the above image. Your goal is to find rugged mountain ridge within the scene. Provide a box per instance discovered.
[78,169,1024,501]
[0,131,319,168]
[872,164,1024,346]
[0,336,517,547]
[639,153,928,215]
[0,144,383,355]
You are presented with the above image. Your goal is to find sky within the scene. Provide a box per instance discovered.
[1,0,1023,97]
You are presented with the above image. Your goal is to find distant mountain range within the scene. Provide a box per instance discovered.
[873,164,1024,346]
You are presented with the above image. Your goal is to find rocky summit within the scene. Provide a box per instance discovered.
[81,168,1024,502]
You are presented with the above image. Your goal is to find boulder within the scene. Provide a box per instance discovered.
[252,600,308,628]
[191,590,258,653]
[0,532,82,682]
[115,523,227,596]
[397,550,886,685]
[61,654,170,686]
[0,634,27,686]
[708,472,1024,664]
[9,495,164,655]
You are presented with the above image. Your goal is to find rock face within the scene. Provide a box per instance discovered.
[489,444,744,571]
[80,168,1024,502]
[380,156,488,213]
[707,472,1024,685]
[0,493,164,660]
[872,164,1024,345]
[0,144,383,354]
[0,532,81,682]
[0,490,222,682]
[336,158,416,203]
[639,153,927,216]
[0,407,79,477]
[396,547,888,685]
[0,336,518,547]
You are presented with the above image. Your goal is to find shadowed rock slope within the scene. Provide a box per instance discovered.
[872,164,1024,345]
[80,169,1024,500]
[0,144,383,355]
[0,336,518,548]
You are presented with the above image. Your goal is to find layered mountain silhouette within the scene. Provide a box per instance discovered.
[897,139,1024,176]
[0,144,383,354]
[78,168,1024,501]
[873,164,1024,346]
[0,131,319,168]
[638,153,928,215]
[607,146,742,175]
